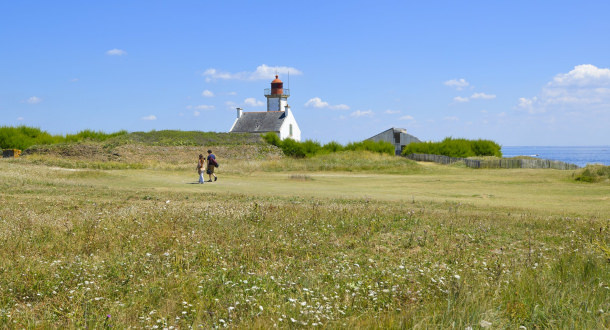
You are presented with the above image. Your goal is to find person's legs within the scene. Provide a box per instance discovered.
[199,172,204,183]
[207,166,216,182]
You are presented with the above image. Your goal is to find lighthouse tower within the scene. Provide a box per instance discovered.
[265,75,289,112]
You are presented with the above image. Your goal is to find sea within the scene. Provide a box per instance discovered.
[501,146,610,167]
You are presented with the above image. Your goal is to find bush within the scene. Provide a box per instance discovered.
[345,140,395,156]
[0,126,131,150]
[301,140,322,157]
[279,138,306,158]
[262,132,282,147]
[322,141,344,153]
[573,165,610,183]
[261,133,395,158]
[402,137,502,158]
[0,126,58,150]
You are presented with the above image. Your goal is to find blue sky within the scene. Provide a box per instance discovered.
[2,1,609,146]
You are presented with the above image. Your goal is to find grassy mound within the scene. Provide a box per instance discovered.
[263,150,421,173]
[16,130,281,171]
[573,165,610,183]
[109,130,263,147]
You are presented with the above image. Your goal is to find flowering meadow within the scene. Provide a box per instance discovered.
[0,152,608,328]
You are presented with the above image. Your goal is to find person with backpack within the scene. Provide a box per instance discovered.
[206,149,218,182]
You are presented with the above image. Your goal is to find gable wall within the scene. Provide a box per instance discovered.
[279,111,301,141]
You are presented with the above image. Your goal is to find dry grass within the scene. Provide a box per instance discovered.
[0,152,609,328]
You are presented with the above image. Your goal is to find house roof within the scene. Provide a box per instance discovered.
[366,127,422,143]
[230,111,287,133]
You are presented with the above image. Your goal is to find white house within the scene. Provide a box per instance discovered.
[229,75,301,141]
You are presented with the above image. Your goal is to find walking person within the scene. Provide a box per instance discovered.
[197,154,205,184]
[206,149,218,182]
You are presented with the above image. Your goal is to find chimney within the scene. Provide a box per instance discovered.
[236,107,243,118]
[285,105,290,116]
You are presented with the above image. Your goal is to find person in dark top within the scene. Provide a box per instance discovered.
[206,149,218,182]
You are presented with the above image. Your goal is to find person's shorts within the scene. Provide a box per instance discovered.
[206,165,215,174]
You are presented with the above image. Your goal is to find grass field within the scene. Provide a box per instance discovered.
[0,151,609,328]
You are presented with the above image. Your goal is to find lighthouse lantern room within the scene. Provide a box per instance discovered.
[264,75,290,112]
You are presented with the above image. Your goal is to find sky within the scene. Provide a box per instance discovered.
[1,1,610,146]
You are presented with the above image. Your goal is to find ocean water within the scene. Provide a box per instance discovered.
[501,146,610,167]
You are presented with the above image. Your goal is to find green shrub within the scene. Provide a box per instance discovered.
[65,129,128,143]
[262,132,282,147]
[0,126,58,150]
[261,133,394,158]
[301,140,322,157]
[279,138,306,158]
[402,137,502,158]
[322,141,344,153]
[573,165,610,183]
[344,140,395,156]
[0,126,131,150]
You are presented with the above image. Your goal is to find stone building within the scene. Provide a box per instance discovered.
[367,127,421,155]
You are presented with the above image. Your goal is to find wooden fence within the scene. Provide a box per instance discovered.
[405,153,579,170]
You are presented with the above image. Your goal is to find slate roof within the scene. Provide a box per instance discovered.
[230,111,287,133]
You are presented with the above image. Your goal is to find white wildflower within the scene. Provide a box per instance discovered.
[480,320,492,328]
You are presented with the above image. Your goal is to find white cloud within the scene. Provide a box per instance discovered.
[225,101,238,109]
[444,78,470,90]
[350,110,374,118]
[385,109,400,114]
[186,105,215,110]
[399,115,414,120]
[305,97,349,110]
[453,92,495,103]
[70,78,79,82]
[305,97,329,108]
[26,96,42,104]
[17,117,24,121]
[203,64,303,81]
[443,116,459,121]
[141,115,157,121]
[244,98,264,107]
[202,90,214,97]
[227,91,237,96]
[517,64,610,114]
[106,48,127,56]
[551,64,610,86]
[193,111,200,117]
[471,92,496,100]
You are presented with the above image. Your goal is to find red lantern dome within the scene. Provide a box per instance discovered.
[271,75,283,95]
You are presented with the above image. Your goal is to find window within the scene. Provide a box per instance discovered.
[289,124,293,137]
[394,132,401,144]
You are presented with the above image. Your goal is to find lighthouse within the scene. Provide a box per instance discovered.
[265,75,289,112]
[229,74,301,141]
